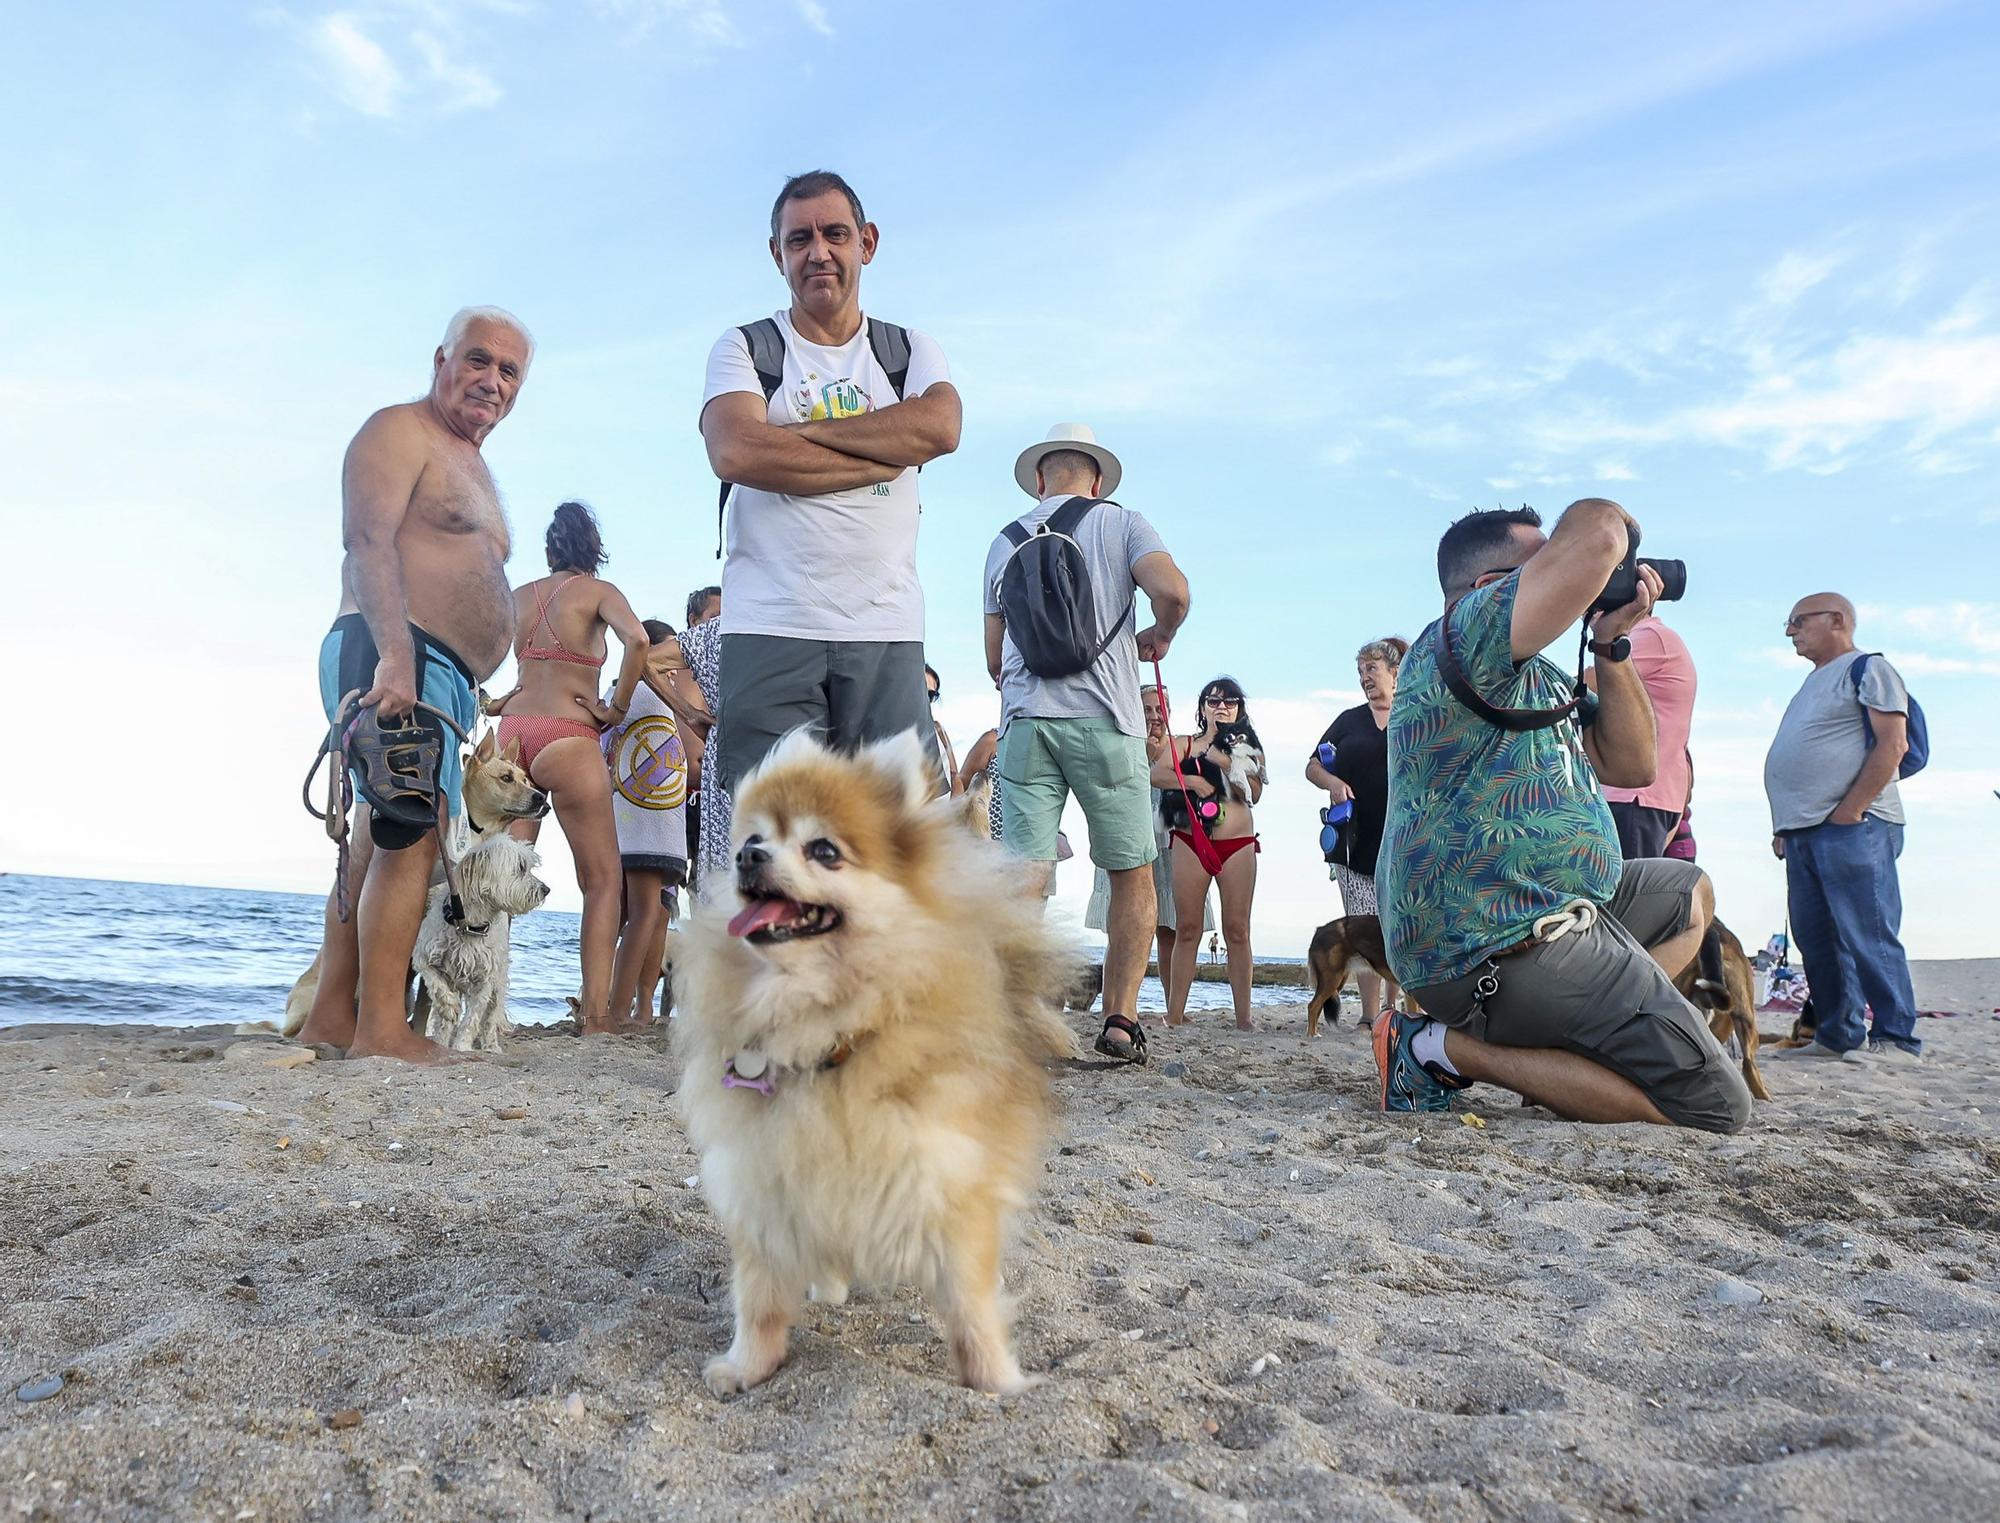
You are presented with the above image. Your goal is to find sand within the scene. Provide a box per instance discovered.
[3,962,1996,1522]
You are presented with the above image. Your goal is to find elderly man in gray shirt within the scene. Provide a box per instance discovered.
[1763,591,1921,1063]
[983,424,1190,1064]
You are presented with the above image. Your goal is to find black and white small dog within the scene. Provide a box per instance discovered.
[1159,721,1267,831]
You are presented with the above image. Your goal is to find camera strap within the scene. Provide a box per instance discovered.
[1433,599,1596,733]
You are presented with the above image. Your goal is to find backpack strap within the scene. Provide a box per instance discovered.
[866,318,911,401]
[741,318,786,400]
[1045,495,1114,536]
[991,497,1138,669]
[716,319,789,558]
[1851,651,1884,753]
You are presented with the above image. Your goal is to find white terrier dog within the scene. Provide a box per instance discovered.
[413,831,550,1052]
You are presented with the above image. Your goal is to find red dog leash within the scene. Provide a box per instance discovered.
[1153,659,1227,877]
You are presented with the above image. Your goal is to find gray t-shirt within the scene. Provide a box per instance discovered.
[982,495,1167,739]
[1764,651,1909,831]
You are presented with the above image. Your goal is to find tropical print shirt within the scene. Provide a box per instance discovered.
[1378,572,1623,988]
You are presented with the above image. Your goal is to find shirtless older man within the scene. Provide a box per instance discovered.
[297,306,532,1062]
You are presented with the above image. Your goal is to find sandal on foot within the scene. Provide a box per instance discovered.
[1094,1013,1148,1065]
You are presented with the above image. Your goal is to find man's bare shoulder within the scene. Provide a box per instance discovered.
[348,401,439,455]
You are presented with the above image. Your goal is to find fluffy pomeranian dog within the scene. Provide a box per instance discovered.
[675,730,1076,1398]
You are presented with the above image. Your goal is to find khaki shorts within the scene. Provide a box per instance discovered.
[999,717,1157,872]
[1409,859,1752,1134]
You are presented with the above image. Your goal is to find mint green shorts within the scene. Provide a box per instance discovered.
[998,717,1158,871]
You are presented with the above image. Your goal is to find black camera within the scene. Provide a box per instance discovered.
[1590,523,1686,614]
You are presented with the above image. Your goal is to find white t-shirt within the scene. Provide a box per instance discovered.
[701,311,950,642]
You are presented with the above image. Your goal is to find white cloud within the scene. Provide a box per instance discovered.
[412,29,502,111]
[1758,249,1841,305]
[303,6,504,116]
[1860,600,2000,657]
[1595,459,1638,481]
[311,12,403,117]
[592,0,742,46]
[1686,321,2000,468]
[796,0,833,37]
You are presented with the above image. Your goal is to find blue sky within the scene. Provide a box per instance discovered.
[2,0,1996,959]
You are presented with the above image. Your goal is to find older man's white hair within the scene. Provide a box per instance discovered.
[441,305,535,371]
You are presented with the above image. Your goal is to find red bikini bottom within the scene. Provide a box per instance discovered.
[1172,830,1260,875]
[497,713,600,775]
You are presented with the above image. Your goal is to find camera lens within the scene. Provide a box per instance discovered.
[1640,558,1687,601]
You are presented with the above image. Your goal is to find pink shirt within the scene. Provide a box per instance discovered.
[1602,617,1695,813]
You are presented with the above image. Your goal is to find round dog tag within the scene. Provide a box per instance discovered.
[732,1051,768,1080]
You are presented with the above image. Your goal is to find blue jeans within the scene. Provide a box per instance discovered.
[1784,817,1919,1054]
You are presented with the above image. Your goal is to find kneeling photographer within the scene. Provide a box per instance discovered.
[1373,499,1750,1133]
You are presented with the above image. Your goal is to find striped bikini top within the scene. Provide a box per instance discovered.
[518,575,606,669]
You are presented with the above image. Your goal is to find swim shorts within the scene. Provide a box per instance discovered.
[318,614,479,850]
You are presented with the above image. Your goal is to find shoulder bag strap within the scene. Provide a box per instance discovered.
[1432,600,1587,733]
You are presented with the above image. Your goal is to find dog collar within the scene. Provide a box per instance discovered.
[722,1039,861,1099]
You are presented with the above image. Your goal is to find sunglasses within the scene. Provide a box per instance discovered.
[926,689,939,703]
[1203,695,1239,708]
[1784,611,1836,632]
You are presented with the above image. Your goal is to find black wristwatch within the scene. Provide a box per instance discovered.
[1589,636,1632,663]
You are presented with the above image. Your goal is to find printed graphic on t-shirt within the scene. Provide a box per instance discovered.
[793,372,874,423]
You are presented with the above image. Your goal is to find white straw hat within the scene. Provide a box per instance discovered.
[1013,422,1122,499]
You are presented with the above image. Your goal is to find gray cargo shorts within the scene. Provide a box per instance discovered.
[1409,859,1752,1134]
[715,634,935,795]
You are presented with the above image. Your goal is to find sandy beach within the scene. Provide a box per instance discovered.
[3,963,1996,1523]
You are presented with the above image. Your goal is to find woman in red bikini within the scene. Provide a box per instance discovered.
[1152,675,1262,1031]
[488,502,650,1033]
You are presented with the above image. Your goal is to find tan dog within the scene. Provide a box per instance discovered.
[282,731,547,1037]
[676,730,1075,1398]
[1304,915,1416,1037]
[1672,917,1771,1102]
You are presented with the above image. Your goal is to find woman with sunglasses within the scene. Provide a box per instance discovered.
[1152,675,1261,1030]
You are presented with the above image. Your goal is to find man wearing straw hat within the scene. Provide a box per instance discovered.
[982,424,1191,1064]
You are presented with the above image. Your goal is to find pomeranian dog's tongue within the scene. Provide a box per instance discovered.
[729,897,800,938]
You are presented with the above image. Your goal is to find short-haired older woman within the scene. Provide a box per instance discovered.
[1306,636,1409,1028]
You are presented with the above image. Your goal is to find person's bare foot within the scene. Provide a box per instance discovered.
[346,1027,472,1064]
[1234,1018,1259,1032]
[580,1016,651,1037]
[295,1010,356,1049]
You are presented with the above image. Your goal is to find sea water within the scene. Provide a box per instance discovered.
[0,874,1270,1028]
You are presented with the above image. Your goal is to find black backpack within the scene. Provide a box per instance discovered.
[713,316,912,557]
[994,497,1134,679]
